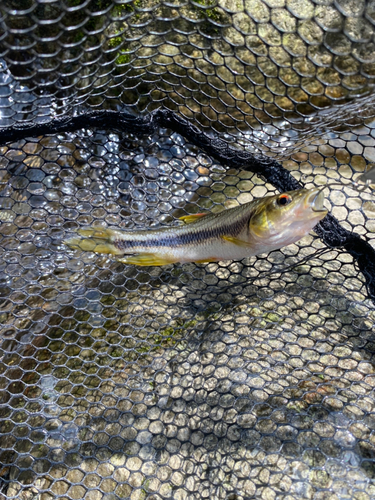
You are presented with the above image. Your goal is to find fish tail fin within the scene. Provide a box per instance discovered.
[64,227,124,255]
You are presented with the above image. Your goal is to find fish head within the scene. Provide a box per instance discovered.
[249,188,328,247]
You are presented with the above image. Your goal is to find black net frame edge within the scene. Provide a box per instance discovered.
[1,1,375,500]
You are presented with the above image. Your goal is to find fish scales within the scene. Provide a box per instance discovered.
[113,207,252,250]
[65,188,328,266]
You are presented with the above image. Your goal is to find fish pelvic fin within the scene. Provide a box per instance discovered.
[64,227,124,255]
[179,213,208,224]
[116,253,175,267]
[221,235,252,247]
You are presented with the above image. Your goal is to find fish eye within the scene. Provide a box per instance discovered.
[277,194,292,206]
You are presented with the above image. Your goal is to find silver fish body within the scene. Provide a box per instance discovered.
[65,187,327,266]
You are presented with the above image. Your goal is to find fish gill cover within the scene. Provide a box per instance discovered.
[0,1,375,499]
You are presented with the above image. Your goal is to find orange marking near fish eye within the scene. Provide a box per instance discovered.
[277,194,292,206]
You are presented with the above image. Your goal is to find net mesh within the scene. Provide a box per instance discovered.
[1,1,375,499]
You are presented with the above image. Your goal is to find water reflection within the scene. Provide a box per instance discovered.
[0,59,54,127]
[0,89,375,498]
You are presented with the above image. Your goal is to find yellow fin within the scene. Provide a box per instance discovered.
[194,257,220,263]
[116,254,175,267]
[65,237,120,254]
[77,228,113,239]
[64,227,123,255]
[179,213,207,224]
[221,235,251,247]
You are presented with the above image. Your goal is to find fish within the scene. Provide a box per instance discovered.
[357,165,375,187]
[64,187,327,266]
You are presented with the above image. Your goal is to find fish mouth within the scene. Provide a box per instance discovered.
[307,188,327,213]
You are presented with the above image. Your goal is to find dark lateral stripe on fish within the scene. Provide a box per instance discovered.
[113,213,251,250]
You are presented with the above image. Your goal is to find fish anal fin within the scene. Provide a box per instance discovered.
[116,253,175,267]
[179,213,208,224]
[222,235,251,247]
[194,257,220,263]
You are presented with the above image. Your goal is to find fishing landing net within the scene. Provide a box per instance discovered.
[1,1,375,499]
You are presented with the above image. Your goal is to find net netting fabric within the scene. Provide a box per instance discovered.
[1,1,375,499]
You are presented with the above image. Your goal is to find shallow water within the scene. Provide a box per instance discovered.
[1,126,375,500]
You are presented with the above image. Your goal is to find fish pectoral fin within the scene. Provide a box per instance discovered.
[179,213,208,224]
[116,253,175,267]
[221,235,251,247]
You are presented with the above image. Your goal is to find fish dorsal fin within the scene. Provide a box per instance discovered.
[179,213,208,224]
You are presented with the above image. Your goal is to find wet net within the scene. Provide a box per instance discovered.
[1,1,375,499]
